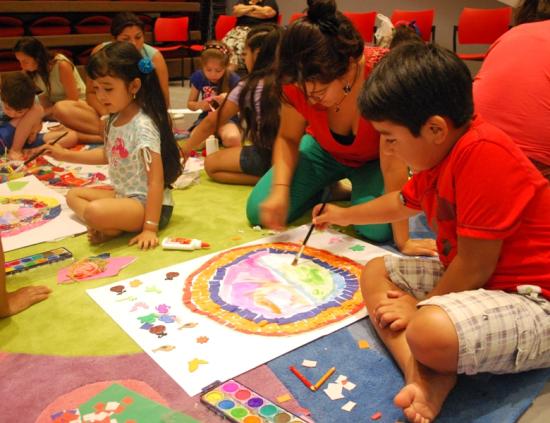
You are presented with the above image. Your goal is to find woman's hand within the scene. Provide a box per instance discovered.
[399,238,438,257]
[312,203,350,230]
[129,229,159,250]
[260,188,289,231]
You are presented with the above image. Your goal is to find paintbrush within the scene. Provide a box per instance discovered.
[291,188,330,266]
[14,131,68,173]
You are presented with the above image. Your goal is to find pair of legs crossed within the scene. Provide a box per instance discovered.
[247,134,392,242]
[51,100,103,144]
[364,255,550,422]
[66,187,145,244]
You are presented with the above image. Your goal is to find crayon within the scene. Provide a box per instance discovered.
[289,366,315,391]
[313,366,336,391]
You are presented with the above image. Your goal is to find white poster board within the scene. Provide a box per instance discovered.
[88,227,395,396]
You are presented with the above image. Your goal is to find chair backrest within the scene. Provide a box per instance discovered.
[289,12,305,24]
[457,7,512,45]
[391,9,435,42]
[154,16,189,43]
[215,15,237,40]
[344,11,376,43]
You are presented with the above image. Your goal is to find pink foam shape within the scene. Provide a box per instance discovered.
[57,257,136,284]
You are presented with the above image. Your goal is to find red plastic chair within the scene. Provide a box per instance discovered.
[190,15,237,54]
[0,17,24,38]
[453,7,512,61]
[74,16,112,34]
[0,50,20,72]
[344,11,376,43]
[29,16,71,36]
[391,9,435,42]
[289,12,305,24]
[154,16,190,85]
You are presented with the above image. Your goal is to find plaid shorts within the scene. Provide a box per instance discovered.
[384,255,550,375]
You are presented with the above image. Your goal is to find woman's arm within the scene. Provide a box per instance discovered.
[152,52,170,108]
[248,5,277,19]
[182,100,240,156]
[187,86,209,112]
[129,150,164,249]
[233,3,255,17]
[259,102,306,230]
[57,60,81,101]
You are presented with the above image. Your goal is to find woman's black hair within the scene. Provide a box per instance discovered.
[13,37,54,97]
[389,24,424,49]
[515,0,550,25]
[359,43,473,136]
[230,23,283,150]
[278,0,363,101]
[86,42,182,187]
[111,12,145,37]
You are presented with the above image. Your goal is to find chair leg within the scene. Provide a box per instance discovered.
[181,57,184,87]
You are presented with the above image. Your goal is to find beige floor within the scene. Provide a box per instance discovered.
[167,81,550,423]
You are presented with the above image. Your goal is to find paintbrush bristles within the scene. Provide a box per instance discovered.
[291,245,306,266]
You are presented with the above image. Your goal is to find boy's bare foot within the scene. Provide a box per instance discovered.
[87,227,117,245]
[1,286,51,317]
[394,363,457,423]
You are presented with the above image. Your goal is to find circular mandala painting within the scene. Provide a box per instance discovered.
[0,195,62,237]
[183,242,364,336]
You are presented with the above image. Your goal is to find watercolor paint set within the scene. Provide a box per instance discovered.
[201,379,307,423]
[5,247,73,275]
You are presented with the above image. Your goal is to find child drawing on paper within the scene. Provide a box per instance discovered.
[0,237,51,317]
[186,41,241,149]
[41,42,182,249]
[181,24,283,185]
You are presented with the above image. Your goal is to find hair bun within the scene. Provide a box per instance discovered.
[306,0,337,23]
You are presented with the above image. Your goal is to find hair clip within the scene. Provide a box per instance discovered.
[204,43,230,57]
[138,57,154,74]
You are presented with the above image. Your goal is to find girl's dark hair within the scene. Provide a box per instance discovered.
[111,12,145,37]
[231,23,284,149]
[201,40,232,93]
[13,37,54,96]
[515,0,550,25]
[359,43,473,136]
[278,0,363,100]
[389,24,424,49]
[87,42,182,186]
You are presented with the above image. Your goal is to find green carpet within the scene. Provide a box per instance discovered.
[0,173,310,356]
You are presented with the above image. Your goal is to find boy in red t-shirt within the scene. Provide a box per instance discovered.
[314,43,550,422]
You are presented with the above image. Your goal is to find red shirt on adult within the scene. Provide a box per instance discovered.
[282,47,387,168]
[402,116,550,299]
[473,20,550,166]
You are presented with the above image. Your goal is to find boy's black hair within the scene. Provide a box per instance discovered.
[234,23,284,150]
[86,42,182,187]
[13,37,54,97]
[0,72,36,111]
[278,0,363,101]
[359,43,474,136]
[111,12,145,37]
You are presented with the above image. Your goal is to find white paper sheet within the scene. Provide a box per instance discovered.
[87,226,395,396]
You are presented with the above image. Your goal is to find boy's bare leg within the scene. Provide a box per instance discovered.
[362,257,459,422]
[8,103,44,161]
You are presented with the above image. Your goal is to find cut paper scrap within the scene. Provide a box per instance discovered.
[188,358,208,373]
[302,359,317,368]
[324,382,345,400]
[7,180,29,191]
[336,375,356,391]
[349,244,366,252]
[0,175,86,251]
[77,383,198,423]
[342,401,356,412]
[58,256,136,283]
[358,339,370,349]
[277,393,293,403]
[87,226,394,396]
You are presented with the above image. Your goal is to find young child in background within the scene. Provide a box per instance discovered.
[42,42,182,249]
[181,24,283,185]
[0,237,51,318]
[0,73,77,157]
[313,43,550,422]
[186,41,241,149]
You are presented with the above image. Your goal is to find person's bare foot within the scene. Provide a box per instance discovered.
[1,286,51,317]
[7,150,24,161]
[394,363,457,423]
[87,227,118,245]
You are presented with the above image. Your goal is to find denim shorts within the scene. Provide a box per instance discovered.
[240,145,272,177]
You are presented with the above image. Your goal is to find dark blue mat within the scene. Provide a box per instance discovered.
[268,319,550,423]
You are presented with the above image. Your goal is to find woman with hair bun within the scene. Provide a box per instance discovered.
[247,0,436,256]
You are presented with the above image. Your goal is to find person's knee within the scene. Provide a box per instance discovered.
[406,306,458,371]
[222,132,241,148]
[66,188,83,210]
[204,155,218,179]
[361,257,387,297]
[83,201,106,227]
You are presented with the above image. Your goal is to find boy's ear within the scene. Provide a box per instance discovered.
[130,78,142,96]
[423,115,448,145]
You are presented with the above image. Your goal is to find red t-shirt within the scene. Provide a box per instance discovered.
[282,47,387,168]
[473,20,550,166]
[402,116,550,299]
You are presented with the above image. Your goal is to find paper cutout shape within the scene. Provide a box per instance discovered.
[57,256,135,283]
[188,358,208,373]
[7,180,29,191]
